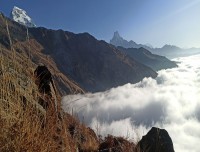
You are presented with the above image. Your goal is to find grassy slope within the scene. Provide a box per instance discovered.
[0,13,136,152]
[0,46,100,152]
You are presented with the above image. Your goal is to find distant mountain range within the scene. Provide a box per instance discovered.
[118,47,177,71]
[110,31,177,71]
[110,31,200,59]
[110,31,148,49]
[150,45,200,59]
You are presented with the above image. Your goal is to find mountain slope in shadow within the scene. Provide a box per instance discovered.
[118,47,177,71]
[0,13,157,93]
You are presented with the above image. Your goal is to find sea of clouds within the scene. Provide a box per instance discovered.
[62,54,200,152]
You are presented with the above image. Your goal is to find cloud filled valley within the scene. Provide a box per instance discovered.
[62,54,200,152]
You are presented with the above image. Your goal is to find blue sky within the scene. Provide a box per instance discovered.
[1,0,200,48]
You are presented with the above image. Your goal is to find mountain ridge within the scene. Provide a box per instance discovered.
[0,13,157,93]
[110,31,147,49]
[28,27,157,92]
[118,46,178,71]
[0,13,84,96]
[110,31,200,59]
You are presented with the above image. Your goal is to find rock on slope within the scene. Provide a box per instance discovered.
[136,127,175,152]
[0,42,99,152]
[118,46,177,71]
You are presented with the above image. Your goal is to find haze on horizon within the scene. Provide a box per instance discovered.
[1,0,200,48]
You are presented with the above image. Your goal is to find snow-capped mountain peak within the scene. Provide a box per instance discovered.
[110,31,151,49]
[10,6,36,27]
[110,31,139,48]
[113,31,123,40]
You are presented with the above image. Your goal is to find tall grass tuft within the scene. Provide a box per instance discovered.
[0,47,59,151]
[0,15,65,151]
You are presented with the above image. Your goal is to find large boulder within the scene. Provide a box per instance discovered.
[136,127,175,152]
[34,65,54,96]
[34,65,57,109]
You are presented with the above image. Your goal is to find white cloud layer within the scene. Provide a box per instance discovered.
[62,54,200,152]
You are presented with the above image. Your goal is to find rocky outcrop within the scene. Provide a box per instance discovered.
[136,127,175,152]
[34,65,55,96]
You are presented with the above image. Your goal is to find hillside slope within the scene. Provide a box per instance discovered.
[0,13,157,92]
[0,13,84,96]
[0,46,100,151]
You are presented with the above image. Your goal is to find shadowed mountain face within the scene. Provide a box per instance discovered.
[29,28,157,92]
[118,47,177,71]
[0,14,157,93]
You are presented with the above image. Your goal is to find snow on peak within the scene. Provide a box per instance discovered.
[10,6,36,27]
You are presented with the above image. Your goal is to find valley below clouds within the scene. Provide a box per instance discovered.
[62,54,200,152]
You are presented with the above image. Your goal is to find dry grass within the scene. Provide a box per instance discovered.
[0,48,62,151]
[64,113,99,152]
[0,14,139,152]
[99,135,136,152]
[0,51,99,151]
[0,49,135,151]
[0,14,99,151]
[0,13,67,151]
